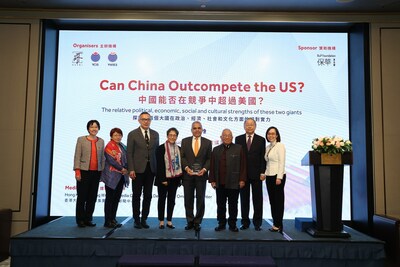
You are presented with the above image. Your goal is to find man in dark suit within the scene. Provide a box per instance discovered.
[127,112,159,229]
[181,121,212,231]
[235,118,266,231]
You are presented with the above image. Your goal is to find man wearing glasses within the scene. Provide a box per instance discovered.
[127,112,159,229]
[181,121,212,231]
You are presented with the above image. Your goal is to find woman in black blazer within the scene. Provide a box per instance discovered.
[155,127,182,229]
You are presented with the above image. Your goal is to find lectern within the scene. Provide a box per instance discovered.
[301,151,353,238]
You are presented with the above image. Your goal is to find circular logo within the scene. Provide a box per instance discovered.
[108,52,118,62]
[91,52,100,62]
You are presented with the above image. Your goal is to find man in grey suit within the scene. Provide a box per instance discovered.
[181,121,212,231]
[127,112,159,229]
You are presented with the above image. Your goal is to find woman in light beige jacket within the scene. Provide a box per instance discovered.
[73,120,105,228]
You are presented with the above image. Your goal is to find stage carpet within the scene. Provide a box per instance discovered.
[10,217,385,267]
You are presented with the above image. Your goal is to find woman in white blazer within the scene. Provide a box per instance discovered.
[263,126,286,233]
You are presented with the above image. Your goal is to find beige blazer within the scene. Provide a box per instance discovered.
[73,136,105,171]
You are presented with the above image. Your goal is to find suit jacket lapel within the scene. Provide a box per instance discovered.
[136,127,145,141]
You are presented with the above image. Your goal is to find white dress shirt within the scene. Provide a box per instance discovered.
[140,127,150,141]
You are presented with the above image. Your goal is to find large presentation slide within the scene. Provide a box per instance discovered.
[50,30,350,220]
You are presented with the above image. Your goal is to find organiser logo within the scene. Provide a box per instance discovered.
[91,52,101,66]
[108,52,118,66]
[91,52,101,62]
[72,51,83,66]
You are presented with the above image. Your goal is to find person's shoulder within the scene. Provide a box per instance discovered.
[76,136,87,142]
[158,143,166,149]
[254,133,266,142]
[277,142,285,148]
[180,137,191,148]
[254,133,264,138]
[128,127,139,133]
[236,133,246,139]
[157,143,165,152]
[235,134,246,143]
[128,127,140,135]
[181,136,192,142]
[201,137,212,143]
[150,128,159,135]
[213,144,223,150]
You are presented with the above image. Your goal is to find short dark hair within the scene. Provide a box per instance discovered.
[266,126,281,142]
[167,127,179,136]
[86,120,100,131]
[139,111,150,117]
[110,127,123,137]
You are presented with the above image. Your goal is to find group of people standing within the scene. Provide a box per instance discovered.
[73,112,286,233]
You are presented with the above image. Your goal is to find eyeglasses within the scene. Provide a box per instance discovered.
[140,118,151,121]
[192,127,202,130]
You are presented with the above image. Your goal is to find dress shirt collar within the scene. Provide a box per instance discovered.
[140,127,150,138]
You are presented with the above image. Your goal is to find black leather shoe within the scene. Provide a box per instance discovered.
[185,223,194,230]
[104,221,117,228]
[194,224,201,231]
[239,225,249,230]
[229,226,239,232]
[134,221,142,229]
[77,221,86,228]
[214,225,226,231]
[159,224,165,229]
[84,221,96,227]
[255,226,262,231]
[111,219,122,227]
[141,220,150,229]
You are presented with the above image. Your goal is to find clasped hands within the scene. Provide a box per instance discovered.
[185,167,206,176]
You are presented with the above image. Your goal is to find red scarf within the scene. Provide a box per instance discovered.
[105,140,122,173]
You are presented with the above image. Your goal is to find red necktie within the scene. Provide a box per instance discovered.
[247,135,252,151]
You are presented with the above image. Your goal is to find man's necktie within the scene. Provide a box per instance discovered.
[194,137,199,156]
[247,135,252,151]
[145,130,149,147]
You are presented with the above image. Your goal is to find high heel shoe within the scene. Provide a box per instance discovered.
[166,223,175,229]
